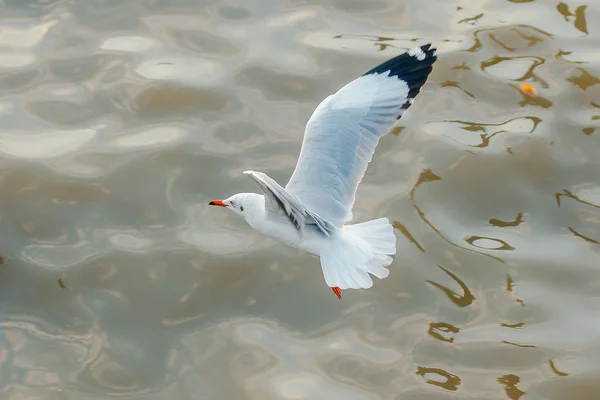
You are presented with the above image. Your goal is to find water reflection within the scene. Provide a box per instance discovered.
[498,374,525,399]
[568,227,600,245]
[392,221,425,252]
[389,126,404,136]
[490,213,524,227]
[428,322,460,343]
[501,322,525,329]
[502,341,536,349]
[583,127,596,136]
[481,55,548,87]
[506,275,515,292]
[549,359,569,377]
[465,236,514,251]
[452,62,470,71]
[517,85,552,108]
[567,68,600,91]
[427,265,475,308]
[464,25,552,53]
[506,274,526,306]
[458,13,484,26]
[416,366,461,391]
[427,116,541,149]
[555,49,586,64]
[440,80,475,99]
[556,189,600,210]
[556,3,589,35]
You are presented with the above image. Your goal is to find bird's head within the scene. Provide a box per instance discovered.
[208,193,263,219]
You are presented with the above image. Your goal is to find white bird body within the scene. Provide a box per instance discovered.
[209,44,437,298]
[253,214,327,257]
[239,194,322,255]
[219,192,330,257]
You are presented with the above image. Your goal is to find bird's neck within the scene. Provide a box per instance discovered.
[244,195,267,227]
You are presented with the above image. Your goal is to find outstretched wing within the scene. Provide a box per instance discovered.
[285,44,437,227]
[243,170,336,236]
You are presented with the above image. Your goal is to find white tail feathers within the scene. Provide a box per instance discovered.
[319,218,397,290]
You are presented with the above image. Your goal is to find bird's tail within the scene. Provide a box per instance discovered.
[319,218,396,295]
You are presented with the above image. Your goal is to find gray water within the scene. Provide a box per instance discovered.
[1,0,600,399]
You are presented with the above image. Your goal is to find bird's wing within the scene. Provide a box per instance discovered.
[285,44,437,227]
[243,170,336,236]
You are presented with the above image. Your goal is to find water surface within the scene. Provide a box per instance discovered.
[1,0,600,399]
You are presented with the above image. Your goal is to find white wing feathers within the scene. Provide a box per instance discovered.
[285,44,437,227]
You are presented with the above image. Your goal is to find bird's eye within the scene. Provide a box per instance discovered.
[230,201,235,207]
[240,206,244,212]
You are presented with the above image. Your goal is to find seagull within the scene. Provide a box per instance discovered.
[209,44,437,299]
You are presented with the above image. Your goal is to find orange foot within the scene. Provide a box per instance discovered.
[332,286,342,299]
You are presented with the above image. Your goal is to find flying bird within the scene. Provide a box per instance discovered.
[209,44,437,299]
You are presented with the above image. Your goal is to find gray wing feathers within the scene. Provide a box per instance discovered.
[243,170,335,236]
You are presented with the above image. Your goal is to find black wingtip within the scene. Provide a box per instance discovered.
[363,44,437,100]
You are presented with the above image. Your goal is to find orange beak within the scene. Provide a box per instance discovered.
[209,200,227,207]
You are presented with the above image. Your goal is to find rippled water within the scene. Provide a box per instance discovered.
[1,0,599,398]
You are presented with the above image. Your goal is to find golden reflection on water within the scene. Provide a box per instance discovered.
[556,3,589,35]
[388,126,404,136]
[498,374,525,400]
[391,221,425,253]
[458,13,484,26]
[452,62,470,71]
[427,265,475,308]
[57,278,67,290]
[568,227,600,245]
[416,366,461,391]
[440,80,475,99]
[427,322,460,343]
[501,322,525,329]
[482,55,548,86]
[490,212,524,227]
[568,68,600,91]
[465,236,515,251]
[555,189,600,209]
[549,359,569,377]
[506,275,515,292]
[583,127,596,136]
[502,340,536,349]
[555,49,585,65]
[463,25,552,53]
[506,274,526,307]
[435,116,541,148]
